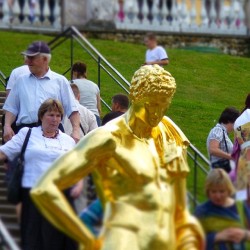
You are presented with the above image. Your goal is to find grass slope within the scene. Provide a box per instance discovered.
[1,31,250,159]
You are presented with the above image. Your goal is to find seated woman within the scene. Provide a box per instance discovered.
[194,168,250,250]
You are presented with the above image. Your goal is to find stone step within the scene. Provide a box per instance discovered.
[0,204,16,214]
[0,187,7,196]
[0,91,6,98]
[0,179,7,188]
[4,222,21,240]
[1,213,18,224]
[0,91,19,245]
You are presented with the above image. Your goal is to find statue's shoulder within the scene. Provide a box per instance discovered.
[161,116,190,147]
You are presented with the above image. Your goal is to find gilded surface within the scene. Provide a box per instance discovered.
[235,122,250,190]
[31,65,204,250]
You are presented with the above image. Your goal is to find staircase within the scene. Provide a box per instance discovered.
[0,90,21,247]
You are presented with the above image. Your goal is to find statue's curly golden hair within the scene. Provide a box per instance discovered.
[129,65,176,103]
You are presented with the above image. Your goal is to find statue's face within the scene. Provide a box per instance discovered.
[143,95,171,127]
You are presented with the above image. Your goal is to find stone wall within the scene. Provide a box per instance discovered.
[81,29,250,57]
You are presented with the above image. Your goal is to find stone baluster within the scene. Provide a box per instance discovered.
[156,0,164,25]
[220,0,229,30]
[229,0,236,28]
[38,0,56,26]
[48,0,56,24]
[245,0,250,35]
[200,0,209,27]
[2,0,16,23]
[235,0,245,29]
[0,0,3,20]
[146,0,153,24]
[170,0,178,23]
[2,0,8,22]
[136,0,144,23]
[150,0,158,26]
[122,0,137,28]
[52,0,61,27]
[39,0,45,22]
[171,0,178,29]
[18,0,26,22]
[209,0,217,28]
[190,0,197,28]
[238,0,246,32]
[179,0,188,31]
[165,0,172,22]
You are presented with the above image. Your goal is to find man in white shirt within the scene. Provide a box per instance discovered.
[3,41,80,142]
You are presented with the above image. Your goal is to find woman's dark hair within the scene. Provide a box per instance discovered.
[218,107,240,124]
[241,93,250,113]
[71,61,87,78]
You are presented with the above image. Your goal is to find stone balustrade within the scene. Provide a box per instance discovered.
[0,0,249,38]
[115,0,250,36]
[0,0,61,31]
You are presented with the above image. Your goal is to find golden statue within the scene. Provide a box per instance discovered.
[31,65,204,250]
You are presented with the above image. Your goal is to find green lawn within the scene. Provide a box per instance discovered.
[1,30,250,201]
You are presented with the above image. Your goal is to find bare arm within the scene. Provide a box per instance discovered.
[3,111,16,142]
[96,93,101,116]
[70,180,84,199]
[69,111,80,143]
[144,58,169,66]
[31,129,116,249]
[209,139,232,159]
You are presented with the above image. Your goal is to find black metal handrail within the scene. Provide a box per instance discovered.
[48,26,130,108]
[187,143,210,209]
[0,71,7,89]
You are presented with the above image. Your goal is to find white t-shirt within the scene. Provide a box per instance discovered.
[145,46,168,63]
[0,126,76,188]
[72,79,100,116]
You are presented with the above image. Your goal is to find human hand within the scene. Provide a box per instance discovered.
[71,129,80,143]
[216,228,247,243]
[70,180,83,198]
[3,126,15,142]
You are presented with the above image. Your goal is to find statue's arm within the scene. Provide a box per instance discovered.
[30,129,116,250]
[174,176,205,250]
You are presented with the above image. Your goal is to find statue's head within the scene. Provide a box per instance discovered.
[129,65,176,127]
[129,65,176,104]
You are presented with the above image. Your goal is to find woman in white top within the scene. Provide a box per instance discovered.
[71,61,101,126]
[206,107,239,172]
[0,99,79,250]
